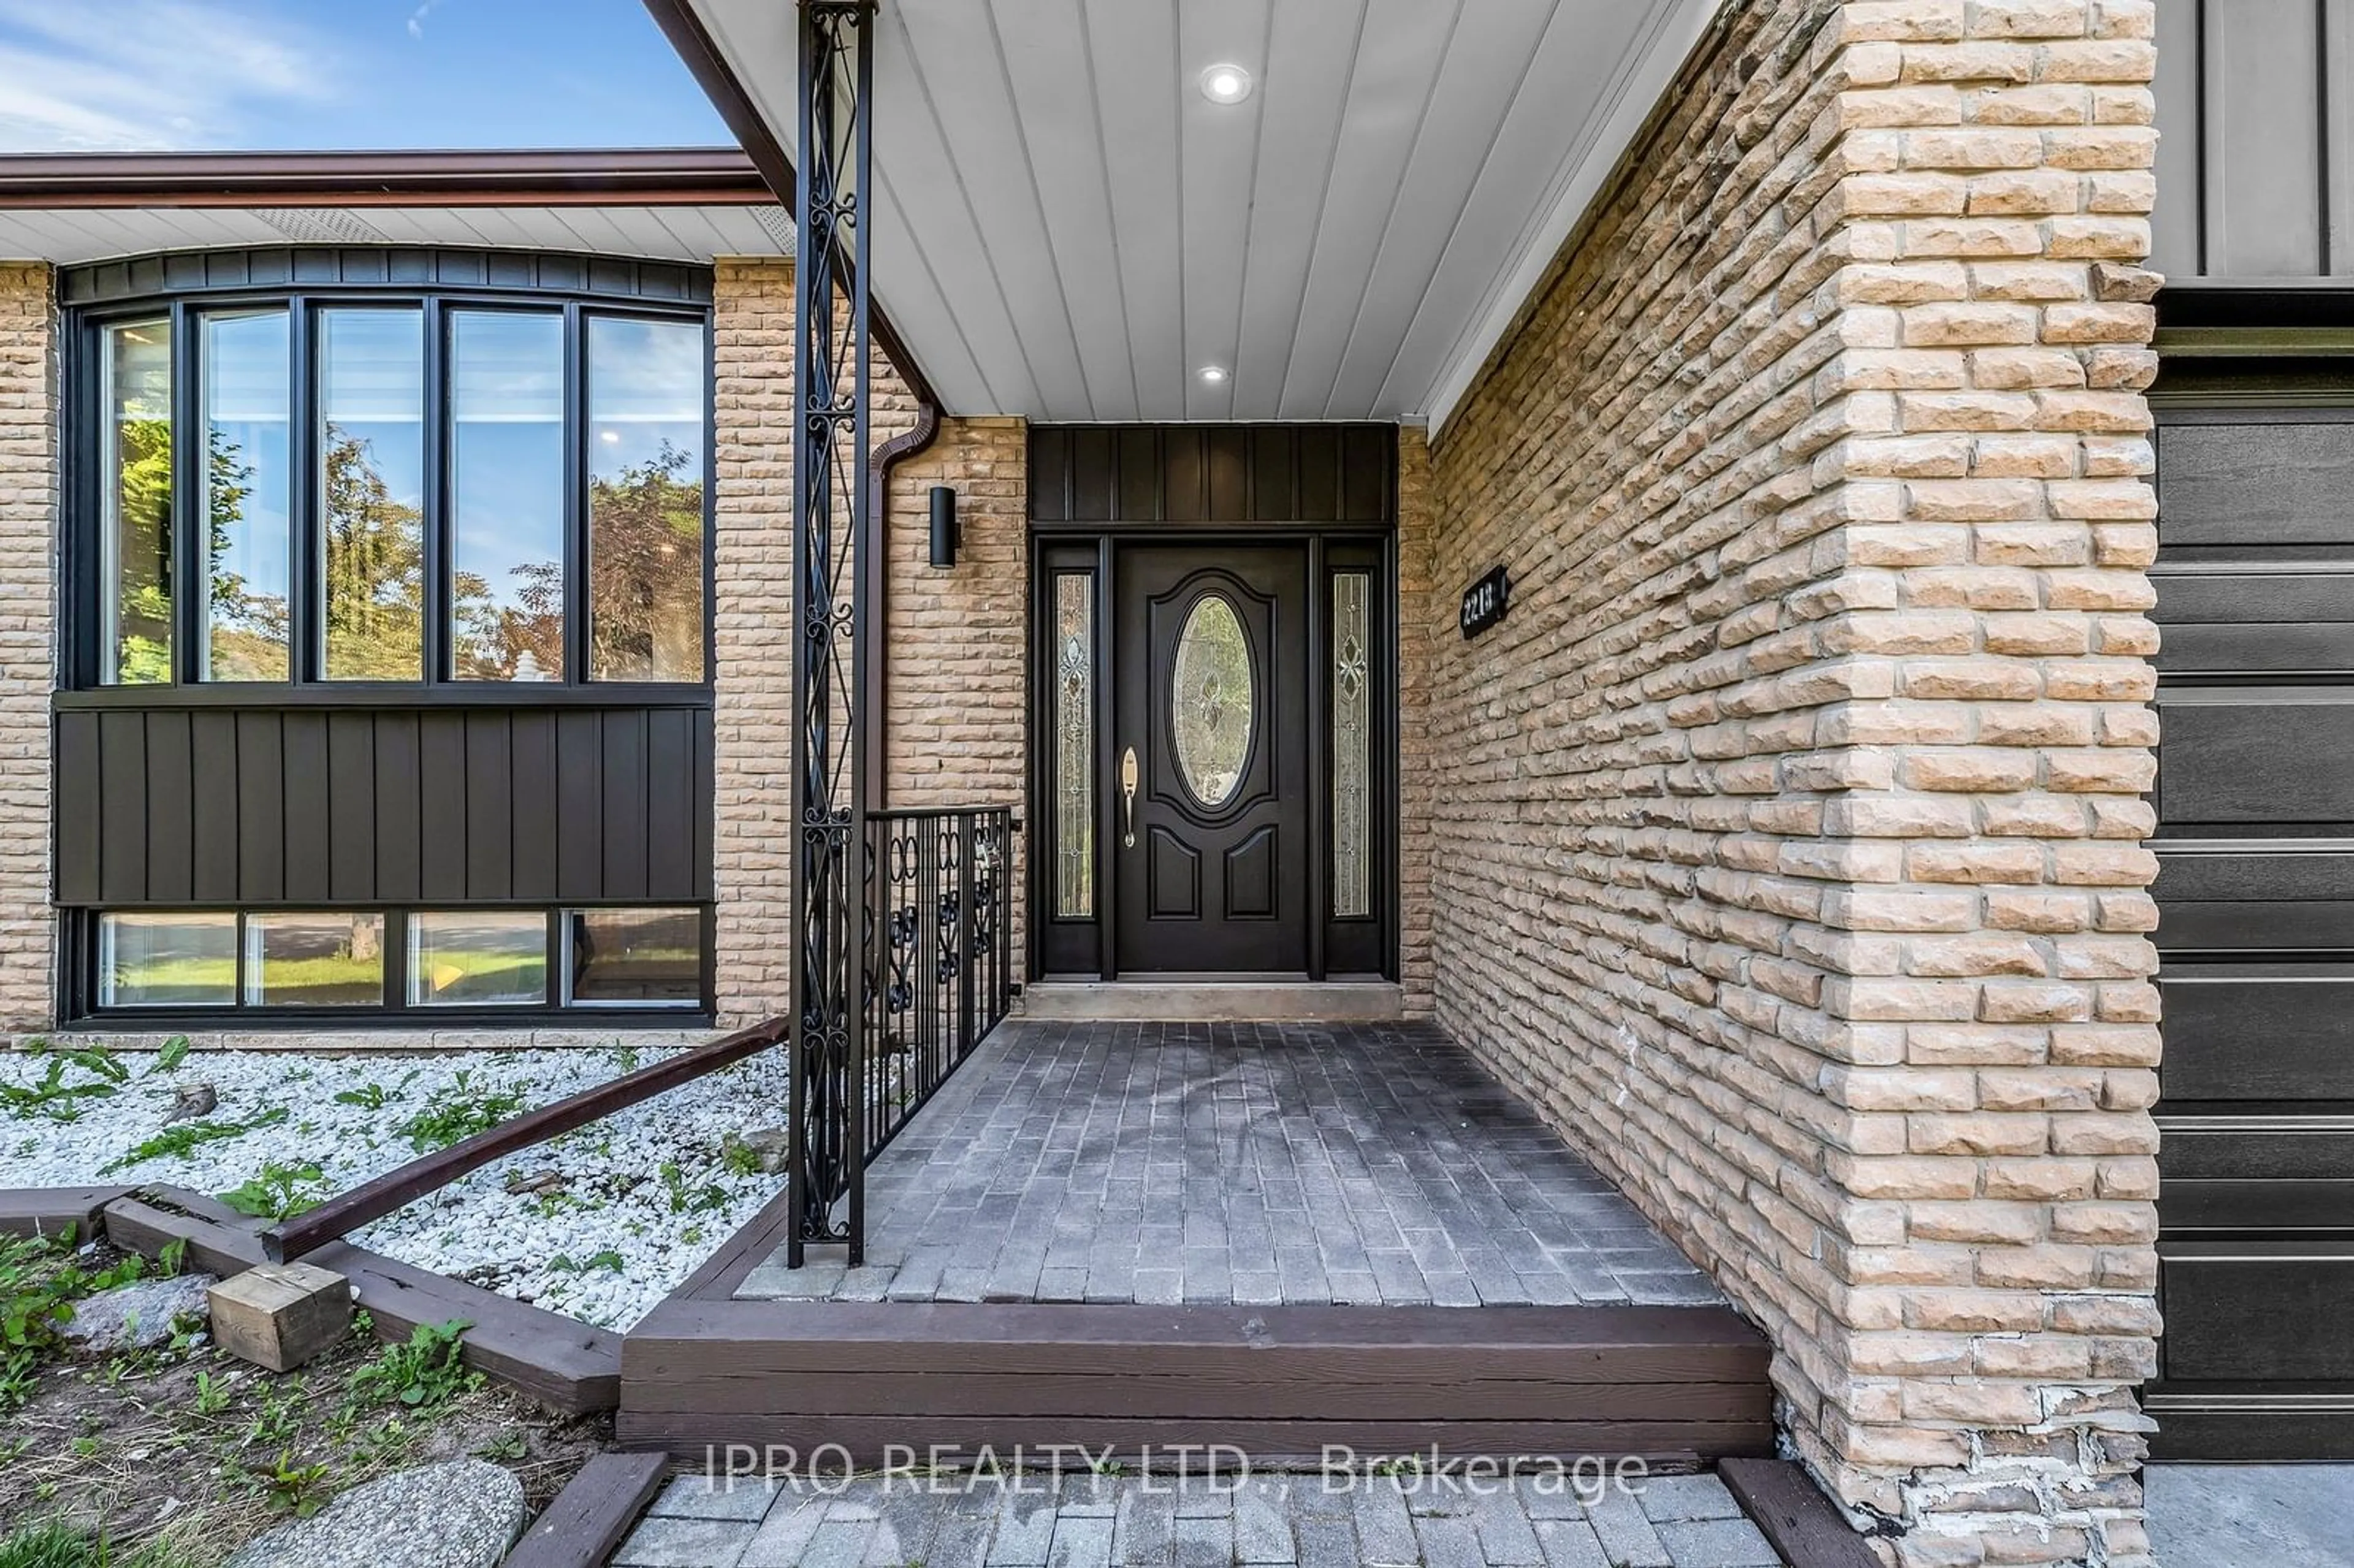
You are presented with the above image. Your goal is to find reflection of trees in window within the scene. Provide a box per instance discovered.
[107,414,173,685]
[202,428,289,680]
[457,557,564,682]
[590,439,705,681]
[321,427,425,680]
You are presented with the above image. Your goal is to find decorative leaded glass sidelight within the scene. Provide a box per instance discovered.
[1332,571,1372,918]
[1054,573,1094,917]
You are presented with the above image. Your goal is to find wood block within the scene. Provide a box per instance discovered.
[208,1260,352,1373]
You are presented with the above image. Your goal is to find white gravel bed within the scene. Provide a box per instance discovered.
[1,1040,792,1330]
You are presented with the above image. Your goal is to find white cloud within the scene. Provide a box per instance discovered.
[406,0,448,42]
[0,0,339,151]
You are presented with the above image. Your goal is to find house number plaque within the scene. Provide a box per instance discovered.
[1459,565,1511,639]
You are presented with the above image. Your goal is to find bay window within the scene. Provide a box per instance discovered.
[77,286,709,690]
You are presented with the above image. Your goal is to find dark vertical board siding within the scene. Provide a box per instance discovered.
[235,712,284,902]
[692,709,716,900]
[646,709,696,903]
[464,712,514,900]
[1206,428,1249,520]
[55,714,101,905]
[1070,428,1114,520]
[601,711,650,899]
[280,712,330,903]
[189,712,240,902]
[1249,427,1293,520]
[143,712,194,903]
[373,713,423,902]
[1029,426,1070,520]
[1032,424,1398,526]
[1341,427,1393,521]
[326,713,376,901]
[1163,428,1206,521]
[417,713,469,901]
[97,712,147,904]
[556,711,605,900]
[1296,429,1341,520]
[55,702,712,910]
[509,712,560,900]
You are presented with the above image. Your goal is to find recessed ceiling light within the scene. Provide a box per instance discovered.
[1198,63,1252,105]
[1198,365,1228,384]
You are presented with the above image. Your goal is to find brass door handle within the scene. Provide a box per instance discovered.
[1120,746,1139,848]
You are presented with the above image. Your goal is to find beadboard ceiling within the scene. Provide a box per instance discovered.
[687,0,1718,426]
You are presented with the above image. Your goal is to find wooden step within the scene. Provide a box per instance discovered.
[617,1300,1772,1464]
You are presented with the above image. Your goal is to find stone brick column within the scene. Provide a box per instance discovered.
[0,262,56,1032]
[1420,3,2161,1563]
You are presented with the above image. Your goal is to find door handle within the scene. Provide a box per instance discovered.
[1120,745,1139,848]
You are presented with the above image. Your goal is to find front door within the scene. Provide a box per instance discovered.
[1111,544,1309,972]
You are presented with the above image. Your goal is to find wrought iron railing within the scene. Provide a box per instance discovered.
[864,805,1015,1162]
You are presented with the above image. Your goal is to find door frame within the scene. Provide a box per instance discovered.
[1026,523,1400,983]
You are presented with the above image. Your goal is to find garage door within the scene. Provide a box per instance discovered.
[2147,354,2354,1459]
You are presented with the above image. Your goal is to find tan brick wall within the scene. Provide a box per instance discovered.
[1396,430,1437,1016]
[1421,3,2160,1563]
[712,259,1026,1022]
[0,262,55,1032]
[883,415,1029,967]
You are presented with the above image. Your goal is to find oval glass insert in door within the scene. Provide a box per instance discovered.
[1170,593,1254,807]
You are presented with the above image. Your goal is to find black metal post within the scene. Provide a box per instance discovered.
[787,0,874,1265]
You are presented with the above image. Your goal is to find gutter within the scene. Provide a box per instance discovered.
[0,148,773,208]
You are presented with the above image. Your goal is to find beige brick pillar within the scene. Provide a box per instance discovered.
[1419,2,2162,1563]
[0,262,56,1032]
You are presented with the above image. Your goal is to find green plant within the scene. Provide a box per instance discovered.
[395,1072,526,1152]
[472,1430,527,1461]
[658,1159,729,1216]
[332,1069,418,1111]
[242,1379,305,1451]
[0,1233,146,1415]
[546,1249,624,1275]
[218,1160,329,1222]
[98,1106,290,1174]
[192,1369,232,1417]
[154,1238,187,1279]
[254,1450,332,1517]
[347,1319,482,1410]
[0,1048,126,1123]
[0,1520,205,1568]
[719,1134,762,1178]
[145,1036,191,1076]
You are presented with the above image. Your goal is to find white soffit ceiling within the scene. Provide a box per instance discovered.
[0,204,793,266]
[690,0,1718,425]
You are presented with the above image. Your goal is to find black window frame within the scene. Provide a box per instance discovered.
[62,277,717,701]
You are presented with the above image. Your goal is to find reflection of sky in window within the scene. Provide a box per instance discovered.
[319,309,424,502]
[202,311,291,624]
[590,317,703,477]
[452,311,563,621]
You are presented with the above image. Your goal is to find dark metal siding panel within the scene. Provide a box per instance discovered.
[2156,0,2354,280]
[54,703,712,910]
[1030,424,1400,527]
[59,248,717,308]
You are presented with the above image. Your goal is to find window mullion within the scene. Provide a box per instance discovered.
[563,301,586,686]
[422,296,448,684]
[168,299,196,686]
[288,297,313,683]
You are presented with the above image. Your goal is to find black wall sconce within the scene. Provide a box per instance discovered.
[928,485,959,568]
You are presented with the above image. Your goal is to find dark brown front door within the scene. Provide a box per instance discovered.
[1111,544,1309,972]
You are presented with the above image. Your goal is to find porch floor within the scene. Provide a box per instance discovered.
[734,1019,1715,1308]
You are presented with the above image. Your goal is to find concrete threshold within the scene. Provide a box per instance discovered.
[1018,979,1404,1022]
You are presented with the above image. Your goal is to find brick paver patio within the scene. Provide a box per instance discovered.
[611,1469,1788,1568]
[734,1019,1715,1307]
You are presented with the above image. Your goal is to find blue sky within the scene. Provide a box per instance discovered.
[0,0,734,151]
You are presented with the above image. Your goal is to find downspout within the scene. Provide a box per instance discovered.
[862,387,940,805]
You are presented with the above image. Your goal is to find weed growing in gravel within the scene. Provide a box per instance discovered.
[395,1072,527,1151]
[218,1160,330,1222]
[547,1249,625,1275]
[330,1070,418,1112]
[347,1319,482,1410]
[143,1037,190,1077]
[1,1044,128,1123]
[99,1106,291,1174]
[658,1159,729,1215]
